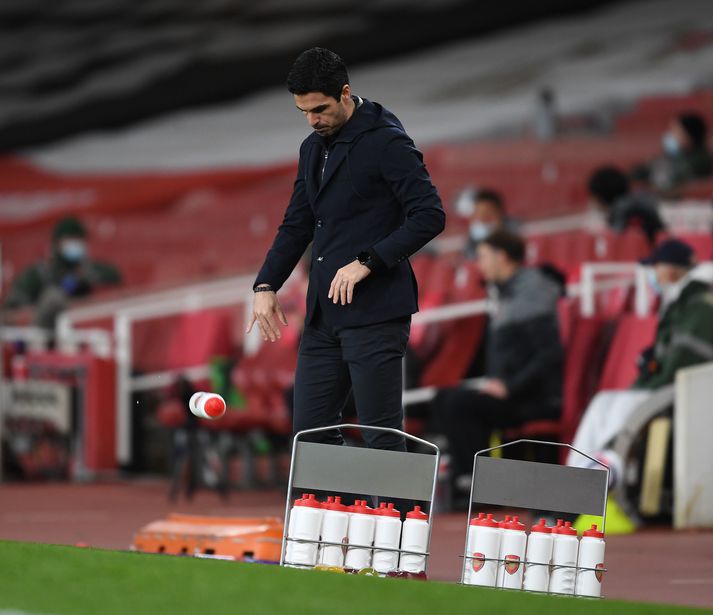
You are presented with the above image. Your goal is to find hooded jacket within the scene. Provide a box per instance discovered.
[486,267,564,415]
[255,97,445,327]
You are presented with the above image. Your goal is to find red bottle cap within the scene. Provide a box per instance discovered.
[406,505,429,521]
[295,493,322,509]
[499,515,512,528]
[530,518,552,534]
[378,503,401,518]
[583,524,604,539]
[554,520,578,536]
[470,512,499,528]
[350,500,374,515]
[501,515,526,532]
[326,496,349,512]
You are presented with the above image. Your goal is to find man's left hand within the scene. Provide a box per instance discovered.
[480,378,509,399]
[328,260,371,305]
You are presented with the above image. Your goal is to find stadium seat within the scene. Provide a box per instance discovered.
[598,315,658,391]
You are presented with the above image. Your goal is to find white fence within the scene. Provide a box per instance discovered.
[44,261,652,464]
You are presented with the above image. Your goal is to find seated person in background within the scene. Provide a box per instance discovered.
[435,230,564,493]
[632,112,712,194]
[568,239,713,484]
[3,217,121,329]
[453,187,519,258]
[588,165,664,246]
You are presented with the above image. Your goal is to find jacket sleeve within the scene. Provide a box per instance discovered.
[635,297,713,389]
[253,148,315,292]
[2,266,43,309]
[370,130,445,269]
[502,315,564,399]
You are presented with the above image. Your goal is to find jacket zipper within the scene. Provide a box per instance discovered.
[320,147,330,183]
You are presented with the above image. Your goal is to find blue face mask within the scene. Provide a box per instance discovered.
[662,133,680,156]
[60,240,87,263]
[469,222,495,242]
[647,268,662,295]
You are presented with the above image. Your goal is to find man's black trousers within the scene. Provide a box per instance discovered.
[293,306,410,452]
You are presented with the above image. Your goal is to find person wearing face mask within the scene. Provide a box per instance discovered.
[632,112,712,194]
[454,188,519,259]
[3,217,121,329]
[566,239,713,487]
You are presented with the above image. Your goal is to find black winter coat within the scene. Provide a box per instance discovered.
[255,97,445,327]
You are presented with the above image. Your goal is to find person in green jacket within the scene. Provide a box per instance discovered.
[567,239,713,487]
[636,239,713,388]
[3,217,121,329]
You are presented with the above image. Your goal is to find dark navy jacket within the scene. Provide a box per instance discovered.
[255,98,445,327]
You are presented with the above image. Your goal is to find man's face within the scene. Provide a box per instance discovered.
[295,85,352,137]
[653,262,687,287]
[476,243,502,281]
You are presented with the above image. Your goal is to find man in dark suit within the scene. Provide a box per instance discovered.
[247,47,445,452]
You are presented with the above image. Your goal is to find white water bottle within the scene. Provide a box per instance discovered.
[496,515,527,590]
[549,520,579,595]
[286,493,323,567]
[372,503,402,574]
[399,505,429,573]
[318,496,350,567]
[464,512,501,587]
[344,500,376,570]
[523,518,554,593]
[575,524,606,598]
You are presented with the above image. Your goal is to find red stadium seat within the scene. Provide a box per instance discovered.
[419,260,486,387]
[598,315,658,390]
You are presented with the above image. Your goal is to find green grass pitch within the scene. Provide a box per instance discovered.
[0,540,710,615]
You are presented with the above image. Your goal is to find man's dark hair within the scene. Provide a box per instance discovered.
[482,229,525,264]
[677,112,708,148]
[588,166,630,206]
[475,188,505,214]
[287,47,349,101]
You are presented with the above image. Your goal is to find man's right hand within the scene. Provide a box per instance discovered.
[245,289,288,342]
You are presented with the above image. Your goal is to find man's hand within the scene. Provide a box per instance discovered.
[328,260,371,305]
[246,290,288,342]
[479,378,509,399]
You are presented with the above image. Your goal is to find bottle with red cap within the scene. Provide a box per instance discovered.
[188,391,227,420]
[285,493,323,567]
[549,520,579,595]
[575,524,606,598]
[399,505,429,573]
[523,518,554,593]
[496,515,527,590]
[372,502,402,574]
[344,500,376,570]
[318,496,350,568]
[464,512,501,587]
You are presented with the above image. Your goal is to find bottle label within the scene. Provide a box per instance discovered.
[504,554,521,575]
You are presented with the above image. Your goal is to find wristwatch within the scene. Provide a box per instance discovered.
[356,251,374,270]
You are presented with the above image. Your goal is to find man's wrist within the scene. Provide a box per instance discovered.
[254,283,273,293]
[357,248,385,272]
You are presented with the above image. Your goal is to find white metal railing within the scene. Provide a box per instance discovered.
[48,261,656,466]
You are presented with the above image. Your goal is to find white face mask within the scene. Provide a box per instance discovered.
[469,222,496,242]
[60,240,87,263]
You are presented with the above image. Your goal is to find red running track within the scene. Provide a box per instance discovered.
[0,482,711,609]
